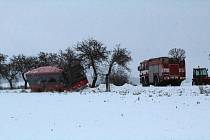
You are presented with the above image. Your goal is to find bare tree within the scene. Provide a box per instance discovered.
[58,48,76,68]
[0,53,7,63]
[37,52,50,67]
[58,48,77,85]
[168,48,186,60]
[1,61,19,89]
[10,55,38,89]
[36,52,61,67]
[0,53,7,75]
[105,45,132,91]
[75,38,109,88]
[47,53,60,67]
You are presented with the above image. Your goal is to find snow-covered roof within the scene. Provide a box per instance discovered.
[25,66,63,75]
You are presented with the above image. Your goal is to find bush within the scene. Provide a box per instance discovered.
[109,69,128,86]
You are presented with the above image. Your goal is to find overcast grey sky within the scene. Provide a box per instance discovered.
[0,0,210,78]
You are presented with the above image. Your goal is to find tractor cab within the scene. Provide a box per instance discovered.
[193,68,208,78]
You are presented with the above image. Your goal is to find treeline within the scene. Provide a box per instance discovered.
[0,38,132,91]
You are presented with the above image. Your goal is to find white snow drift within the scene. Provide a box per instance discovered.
[0,84,210,140]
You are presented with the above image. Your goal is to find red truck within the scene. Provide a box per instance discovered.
[192,67,210,85]
[138,57,186,86]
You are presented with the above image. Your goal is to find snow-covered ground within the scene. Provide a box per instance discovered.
[0,84,210,140]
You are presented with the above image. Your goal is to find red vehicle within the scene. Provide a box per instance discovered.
[26,60,88,92]
[192,67,210,85]
[138,57,186,86]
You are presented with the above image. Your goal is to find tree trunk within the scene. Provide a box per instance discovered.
[105,64,113,92]
[22,73,27,89]
[91,60,98,88]
[105,74,110,92]
[9,79,13,89]
[91,74,97,88]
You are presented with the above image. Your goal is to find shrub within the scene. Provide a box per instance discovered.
[109,69,129,86]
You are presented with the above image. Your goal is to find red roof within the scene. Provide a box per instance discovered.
[26,66,63,75]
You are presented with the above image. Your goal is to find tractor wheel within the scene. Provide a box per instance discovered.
[154,77,159,86]
[172,82,181,86]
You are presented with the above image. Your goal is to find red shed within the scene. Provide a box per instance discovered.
[26,66,65,92]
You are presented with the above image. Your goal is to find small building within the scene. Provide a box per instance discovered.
[26,60,89,92]
[26,66,65,92]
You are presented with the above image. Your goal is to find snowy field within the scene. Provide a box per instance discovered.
[0,84,210,140]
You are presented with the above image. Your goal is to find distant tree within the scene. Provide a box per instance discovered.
[1,60,19,89]
[75,38,109,88]
[105,45,132,91]
[168,48,186,60]
[0,53,7,75]
[10,55,38,89]
[37,52,60,67]
[47,53,60,67]
[109,68,129,86]
[36,52,60,67]
[58,48,76,68]
[58,48,77,85]
[0,53,6,63]
[37,52,50,67]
